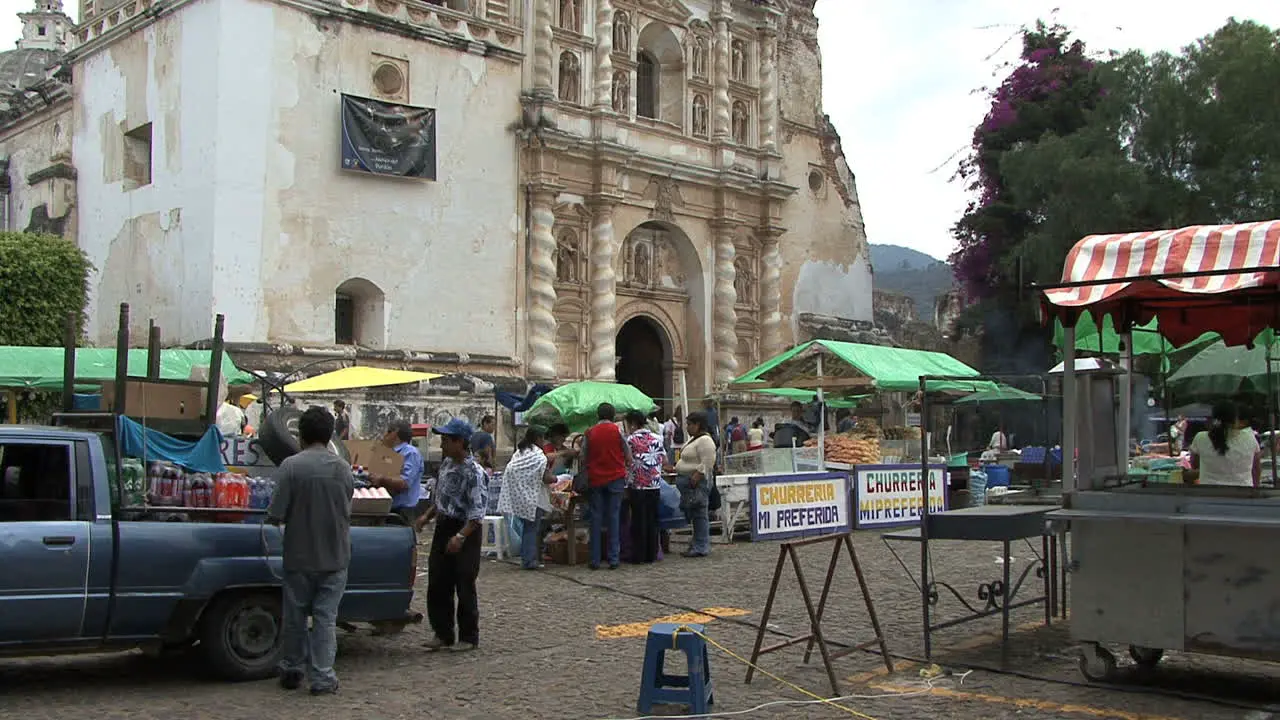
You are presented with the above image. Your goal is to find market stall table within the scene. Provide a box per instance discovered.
[880,504,1064,666]
[1042,219,1280,681]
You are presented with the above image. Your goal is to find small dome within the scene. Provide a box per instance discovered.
[0,47,61,96]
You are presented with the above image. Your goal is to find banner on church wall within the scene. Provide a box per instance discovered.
[339,94,437,180]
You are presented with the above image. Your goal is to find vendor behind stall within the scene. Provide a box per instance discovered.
[773,401,812,448]
[369,420,425,522]
[1187,401,1261,487]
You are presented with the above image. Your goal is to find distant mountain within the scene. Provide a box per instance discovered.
[870,244,955,323]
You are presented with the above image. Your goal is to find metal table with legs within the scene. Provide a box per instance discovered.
[882,505,1066,666]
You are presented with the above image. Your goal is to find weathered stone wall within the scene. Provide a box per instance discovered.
[0,99,75,238]
[776,3,873,341]
[72,0,524,357]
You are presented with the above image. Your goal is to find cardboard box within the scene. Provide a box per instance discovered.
[346,439,405,479]
[101,380,206,420]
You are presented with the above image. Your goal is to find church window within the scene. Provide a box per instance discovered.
[636,51,658,119]
[558,51,581,104]
[372,61,406,101]
[39,25,47,36]
[334,278,386,349]
[123,123,152,190]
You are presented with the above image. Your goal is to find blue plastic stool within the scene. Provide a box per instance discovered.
[636,623,714,714]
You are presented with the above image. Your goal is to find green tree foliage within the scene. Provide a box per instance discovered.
[949,18,1280,366]
[0,231,93,346]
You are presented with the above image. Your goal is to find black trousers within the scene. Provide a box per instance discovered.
[628,488,660,564]
[427,515,482,646]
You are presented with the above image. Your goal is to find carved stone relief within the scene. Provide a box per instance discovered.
[559,0,580,31]
[619,226,687,291]
[691,94,709,138]
[733,256,753,305]
[645,176,684,222]
[611,70,630,114]
[613,10,630,55]
[556,230,582,283]
[558,51,581,103]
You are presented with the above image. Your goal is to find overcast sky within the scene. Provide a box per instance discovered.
[4,1,1278,261]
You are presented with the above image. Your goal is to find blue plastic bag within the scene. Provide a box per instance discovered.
[658,478,687,530]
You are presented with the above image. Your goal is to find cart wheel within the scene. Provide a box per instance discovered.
[1078,643,1117,682]
[1128,645,1164,669]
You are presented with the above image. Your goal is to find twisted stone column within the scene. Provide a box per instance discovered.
[713,223,739,385]
[589,203,618,380]
[711,13,731,140]
[526,190,559,379]
[759,233,783,359]
[532,0,554,97]
[593,0,613,107]
[760,32,779,152]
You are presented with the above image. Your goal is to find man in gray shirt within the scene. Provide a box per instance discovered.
[267,406,354,696]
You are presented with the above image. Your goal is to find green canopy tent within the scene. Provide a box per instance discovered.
[753,387,866,409]
[953,385,1043,405]
[732,340,993,395]
[0,346,254,390]
[1052,314,1219,358]
[524,381,658,433]
[1166,333,1280,398]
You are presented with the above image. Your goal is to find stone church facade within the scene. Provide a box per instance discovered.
[1,0,872,403]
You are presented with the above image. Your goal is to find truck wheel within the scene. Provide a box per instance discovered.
[258,407,302,465]
[1128,645,1164,669]
[1077,643,1117,682]
[199,592,283,681]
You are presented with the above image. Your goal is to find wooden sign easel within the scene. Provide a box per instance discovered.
[745,532,893,695]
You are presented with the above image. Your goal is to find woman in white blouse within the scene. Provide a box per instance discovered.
[1188,402,1260,487]
[664,411,716,558]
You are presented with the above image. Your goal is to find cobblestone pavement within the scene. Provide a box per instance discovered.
[1,531,1277,720]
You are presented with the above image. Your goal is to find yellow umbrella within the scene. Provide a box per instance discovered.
[282,366,441,393]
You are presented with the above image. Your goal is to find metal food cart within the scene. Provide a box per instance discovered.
[1040,219,1280,681]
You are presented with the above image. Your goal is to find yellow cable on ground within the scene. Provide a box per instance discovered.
[669,625,882,720]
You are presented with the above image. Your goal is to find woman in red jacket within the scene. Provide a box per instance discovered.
[582,403,631,569]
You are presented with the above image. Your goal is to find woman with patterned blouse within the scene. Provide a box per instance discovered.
[624,410,665,564]
[498,426,556,569]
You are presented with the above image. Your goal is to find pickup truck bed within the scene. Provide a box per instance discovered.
[0,426,419,680]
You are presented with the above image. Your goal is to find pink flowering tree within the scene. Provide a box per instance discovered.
[949,24,1104,300]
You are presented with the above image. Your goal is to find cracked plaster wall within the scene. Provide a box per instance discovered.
[76,0,521,353]
[775,4,873,344]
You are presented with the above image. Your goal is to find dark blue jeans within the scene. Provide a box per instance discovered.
[588,478,624,567]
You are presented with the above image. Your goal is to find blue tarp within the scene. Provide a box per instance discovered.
[498,384,554,412]
[115,416,228,474]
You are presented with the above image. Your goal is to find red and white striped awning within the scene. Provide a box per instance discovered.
[1042,221,1280,346]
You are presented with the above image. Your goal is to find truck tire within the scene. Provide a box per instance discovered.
[258,407,302,465]
[259,407,352,465]
[199,591,283,681]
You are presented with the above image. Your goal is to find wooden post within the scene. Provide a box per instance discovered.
[745,532,893,696]
[113,304,131,416]
[6,389,17,424]
[61,311,77,412]
[147,320,162,380]
[204,314,226,425]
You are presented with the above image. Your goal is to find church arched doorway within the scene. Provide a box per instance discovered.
[615,316,670,410]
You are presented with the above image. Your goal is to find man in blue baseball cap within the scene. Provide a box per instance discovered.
[424,417,487,652]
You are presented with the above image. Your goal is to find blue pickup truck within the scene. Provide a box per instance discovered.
[0,425,419,680]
